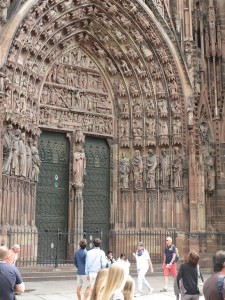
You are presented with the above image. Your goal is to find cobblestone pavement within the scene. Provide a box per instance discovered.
[18,275,206,300]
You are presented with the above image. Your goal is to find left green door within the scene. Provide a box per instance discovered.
[36,131,69,264]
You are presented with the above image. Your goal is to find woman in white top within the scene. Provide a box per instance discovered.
[133,242,154,296]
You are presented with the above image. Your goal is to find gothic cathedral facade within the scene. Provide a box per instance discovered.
[0,0,225,265]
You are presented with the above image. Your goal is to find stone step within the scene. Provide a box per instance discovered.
[18,264,212,282]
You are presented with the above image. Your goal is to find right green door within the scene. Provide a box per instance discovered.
[83,137,110,248]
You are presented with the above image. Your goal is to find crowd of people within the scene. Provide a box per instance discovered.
[0,239,225,299]
[74,237,225,300]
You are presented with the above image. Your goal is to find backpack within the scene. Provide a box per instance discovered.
[173,245,179,263]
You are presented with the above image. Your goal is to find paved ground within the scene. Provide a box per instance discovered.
[18,275,206,300]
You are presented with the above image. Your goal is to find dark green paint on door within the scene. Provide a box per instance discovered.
[83,137,110,249]
[36,131,69,263]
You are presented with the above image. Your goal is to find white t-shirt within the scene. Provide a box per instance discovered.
[135,249,150,269]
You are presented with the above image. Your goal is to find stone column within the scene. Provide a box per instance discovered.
[71,129,85,249]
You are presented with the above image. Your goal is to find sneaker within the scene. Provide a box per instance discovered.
[160,288,168,292]
[134,292,141,297]
[149,287,154,294]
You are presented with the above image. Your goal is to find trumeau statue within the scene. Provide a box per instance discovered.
[73,146,86,187]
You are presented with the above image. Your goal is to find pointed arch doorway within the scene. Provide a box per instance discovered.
[83,137,110,249]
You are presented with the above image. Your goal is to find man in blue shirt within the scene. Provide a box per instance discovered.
[74,239,89,300]
[160,236,177,292]
[0,245,25,300]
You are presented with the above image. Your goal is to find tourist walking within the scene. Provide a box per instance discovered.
[133,241,154,296]
[74,239,90,300]
[176,250,203,300]
[85,238,107,293]
[117,253,130,273]
[160,236,177,292]
[0,246,25,300]
[203,250,225,300]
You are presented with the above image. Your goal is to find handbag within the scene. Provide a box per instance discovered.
[197,264,203,296]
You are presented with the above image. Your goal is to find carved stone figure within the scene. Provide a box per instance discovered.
[73,146,86,187]
[146,149,157,189]
[0,68,6,97]
[173,119,182,135]
[205,149,215,192]
[141,45,153,61]
[2,124,13,174]
[132,150,143,190]
[187,101,194,127]
[184,41,192,67]
[31,140,41,182]
[172,147,183,188]
[106,57,117,75]
[26,138,33,179]
[121,60,132,75]
[0,0,9,24]
[11,129,21,176]
[119,153,130,189]
[18,132,27,177]
[160,148,170,189]
[160,121,168,135]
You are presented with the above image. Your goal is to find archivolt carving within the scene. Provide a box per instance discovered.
[3,0,186,195]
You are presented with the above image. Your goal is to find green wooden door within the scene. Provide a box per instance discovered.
[36,131,69,263]
[83,137,110,249]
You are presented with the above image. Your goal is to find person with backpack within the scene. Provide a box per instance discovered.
[160,236,177,292]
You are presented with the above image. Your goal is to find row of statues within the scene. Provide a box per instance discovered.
[2,124,41,181]
[119,148,183,190]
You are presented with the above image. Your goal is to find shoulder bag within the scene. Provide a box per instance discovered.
[197,265,203,296]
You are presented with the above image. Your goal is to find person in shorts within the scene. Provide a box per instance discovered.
[160,236,177,292]
[85,238,106,293]
[74,239,90,300]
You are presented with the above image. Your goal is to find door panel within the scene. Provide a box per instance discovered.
[36,132,69,263]
[83,137,110,248]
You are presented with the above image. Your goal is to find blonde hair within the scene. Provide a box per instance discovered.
[122,275,135,300]
[90,268,108,300]
[100,263,127,300]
